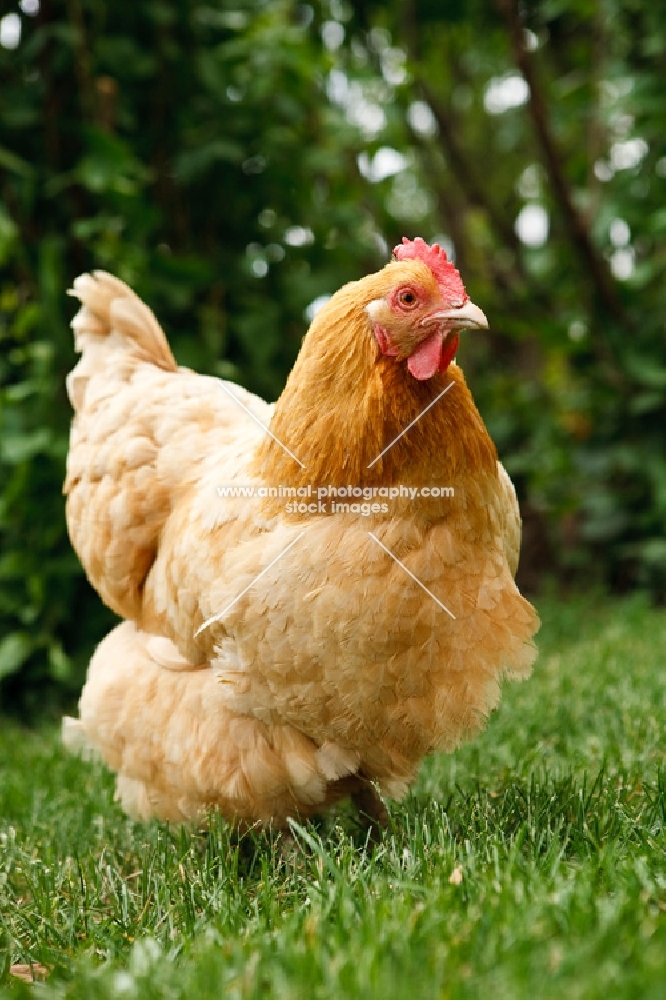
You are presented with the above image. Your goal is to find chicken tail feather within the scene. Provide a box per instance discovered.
[66,271,177,411]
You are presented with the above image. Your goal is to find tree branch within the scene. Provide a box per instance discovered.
[66,0,94,120]
[417,78,528,266]
[585,6,609,225]
[496,0,629,325]
[399,8,538,294]
[409,126,525,300]
[368,3,536,304]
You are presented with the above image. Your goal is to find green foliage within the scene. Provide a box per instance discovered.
[1,0,665,707]
[0,596,665,996]
[0,0,383,709]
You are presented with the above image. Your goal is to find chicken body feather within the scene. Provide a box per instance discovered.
[63,257,539,826]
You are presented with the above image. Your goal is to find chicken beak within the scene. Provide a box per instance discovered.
[429,300,489,330]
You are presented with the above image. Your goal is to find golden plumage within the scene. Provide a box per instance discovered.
[63,254,539,827]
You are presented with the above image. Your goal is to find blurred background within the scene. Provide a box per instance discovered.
[0,0,664,713]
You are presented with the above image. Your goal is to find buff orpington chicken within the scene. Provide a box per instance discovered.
[62,237,539,829]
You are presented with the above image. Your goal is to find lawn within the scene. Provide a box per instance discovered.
[0,593,664,998]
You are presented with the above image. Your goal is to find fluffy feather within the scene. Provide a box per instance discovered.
[63,250,539,827]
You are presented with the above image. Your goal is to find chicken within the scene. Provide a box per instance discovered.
[62,238,539,828]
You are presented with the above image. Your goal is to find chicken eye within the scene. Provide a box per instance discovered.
[398,289,418,309]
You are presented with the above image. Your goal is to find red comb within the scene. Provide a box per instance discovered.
[393,237,467,302]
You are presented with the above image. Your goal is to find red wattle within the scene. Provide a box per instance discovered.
[407,331,444,380]
[439,333,459,372]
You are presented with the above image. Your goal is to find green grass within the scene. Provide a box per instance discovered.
[1,593,665,998]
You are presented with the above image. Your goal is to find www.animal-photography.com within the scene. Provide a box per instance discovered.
[0,2,664,997]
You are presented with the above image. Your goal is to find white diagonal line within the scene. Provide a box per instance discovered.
[367,380,454,469]
[367,532,456,619]
[195,530,306,636]
[217,381,306,469]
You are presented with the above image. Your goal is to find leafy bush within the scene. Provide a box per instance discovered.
[1,0,664,710]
